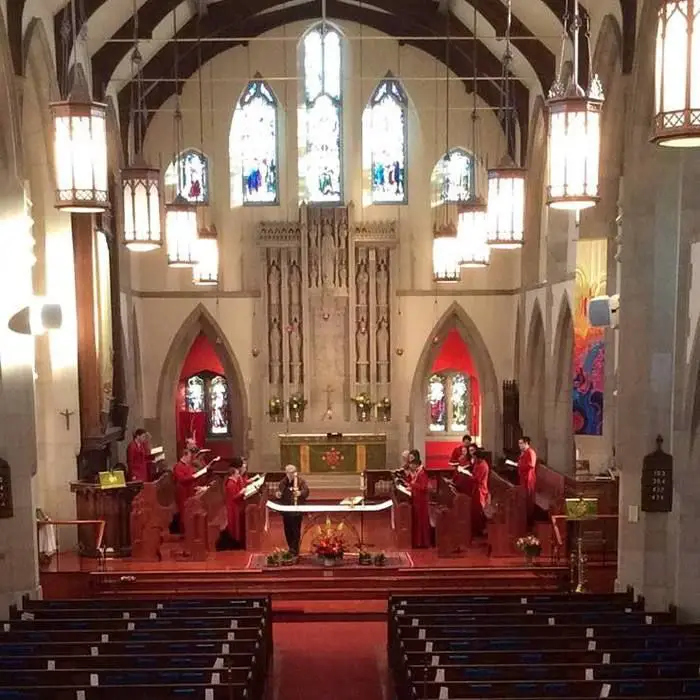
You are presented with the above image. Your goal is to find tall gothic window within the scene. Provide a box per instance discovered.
[363,75,408,204]
[165,149,209,204]
[430,148,475,206]
[184,372,231,438]
[230,78,279,206]
[427,372,471,433]
[298,24,343,203]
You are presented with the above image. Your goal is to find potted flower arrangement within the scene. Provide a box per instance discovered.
[377,397,391,422]
[312,518,345,566]
[352,392,374,422]
[266,549,283,567]
[358,549,373,566]
[515,534,542,565]
[280,549,297,566]
[288,393,307,422]
[268,397,282,422]
[373,552,387,567]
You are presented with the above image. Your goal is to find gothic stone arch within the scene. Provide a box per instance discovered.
[523,299,546,458]
[155,304,249,461]
[408,302,502,456]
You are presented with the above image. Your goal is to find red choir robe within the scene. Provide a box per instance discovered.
[225,474,248,543]
[409,467,431,548]
[470,458,490,534]
[126,440,149,482]
[518,446,537,521]
[173,460,198,528]
[448,445,469,466]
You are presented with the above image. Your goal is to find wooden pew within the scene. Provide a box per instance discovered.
[390,591,635,606]
[433,481,471,557]
[0,627,265,643]
[392,483,413,551]
[243,479,268,551]
[182,477,227,560]
[21,595,269,610]
[486,471,526,556]
[130,472,176,561]
[0,685,246,699]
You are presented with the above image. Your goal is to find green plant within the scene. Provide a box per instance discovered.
[373,552,387,566]
[268,397,282,416]
[515,534,542,558]
[288,394,307,411]
[266,551,281,567]
[280,549,296,565]
[358,550,373,565]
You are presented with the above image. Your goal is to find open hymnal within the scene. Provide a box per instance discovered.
[457,466,472,477]
[395,483,412,498]
[243,474,265,499]
[340,496,364,507]
[193,466,209,480]
[505,459,518,468]
[150,446,165,464]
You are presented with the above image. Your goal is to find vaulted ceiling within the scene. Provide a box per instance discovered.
[25,0,637,156]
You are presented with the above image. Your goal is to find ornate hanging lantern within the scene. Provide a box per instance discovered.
[51,99,109,212]
[432,219,460,283]
[166,196,198,267]
[652,0,700,147]
[487,162,525,248]
[458,200,490,268]
[193,225,219,285]
[122,165,161,251]
[546,0,604,211]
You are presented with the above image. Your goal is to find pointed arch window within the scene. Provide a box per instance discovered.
[427,372,472,433]
[230,77,279,206]
[431,148,475,206]
[298,24,343,203]
[165,149,209,204]
[363,75,408,204]
[184,371,231,438]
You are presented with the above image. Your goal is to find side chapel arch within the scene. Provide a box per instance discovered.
[523,299,546,457]
[550,294,575,472]
[409,302,502,458]
[156,304,249,461]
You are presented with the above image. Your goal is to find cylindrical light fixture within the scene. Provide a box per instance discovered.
[652,0,700,147]
[546,85,603,211]
[165,196,198,267]
[193,225,219,286]
[432,221,460,283]
[8,299,63,336]
[487,162,525,248]
[122,165,162,251]
[458,199,490,268]
[51,100,109,212]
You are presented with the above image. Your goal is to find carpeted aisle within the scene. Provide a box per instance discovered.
[274,621,387,700]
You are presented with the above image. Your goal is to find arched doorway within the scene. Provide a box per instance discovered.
[409,303,501,467]
[156,305,248,462]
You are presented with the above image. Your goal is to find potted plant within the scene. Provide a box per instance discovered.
[266,550,282,567]
[312,518,345,566]
[352,392,374,422]
[268,397,283,422]
[288,393,307,422]
[358,550,373,566]
[515,534,542,565]
[280,549,297,566]
[373,552,387,567]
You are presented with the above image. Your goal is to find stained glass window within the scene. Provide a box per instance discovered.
[363,76,408,204]
[165,149,209,204]
[428,374,447,432]
[186,376,205,412]
[299,25,343,203]
[208,376,230,436]
[230,78,279,206]
[427,372,473,435]
[431,148,475,205]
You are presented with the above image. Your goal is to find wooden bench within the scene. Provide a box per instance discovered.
[392,611,671,627]
[0,685,245,699]
[20,596,269,610]
[486,471,527,556]
[130,472,177,561]
[391,591,634,605]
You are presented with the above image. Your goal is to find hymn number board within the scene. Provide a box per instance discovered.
[641,448,673,513]
[0,458,13,518]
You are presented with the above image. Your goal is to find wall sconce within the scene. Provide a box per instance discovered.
[8,299,63,336]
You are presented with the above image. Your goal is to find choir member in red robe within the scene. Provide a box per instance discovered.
[407,449,431,548]
[126,429,150,482]
[172,449,208,534]
[518,436,537,528]
[223,457,248,549]
[470,448,491,536]
[448,435,472,467]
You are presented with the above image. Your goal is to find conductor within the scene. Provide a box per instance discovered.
[275,464,310,555]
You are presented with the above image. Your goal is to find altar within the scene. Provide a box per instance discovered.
[279,433,386,474]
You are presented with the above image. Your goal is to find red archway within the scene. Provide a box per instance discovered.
[424,328,482,469]
[176,333,234,460]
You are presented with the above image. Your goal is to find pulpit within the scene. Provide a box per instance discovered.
[70,480,142,556]
[279,433,386,473]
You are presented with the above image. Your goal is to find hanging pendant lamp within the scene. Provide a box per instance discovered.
[458,202,490,268]
[193,225,219,285]
[122,163,162,251]
[432,218,460,283]
[652,0,700,147]
[166,195,198,267]
[487,160,526,248]
[546,0,604,211]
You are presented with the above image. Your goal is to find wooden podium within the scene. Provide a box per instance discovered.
[279,433,386,473]
[70,480,143,557]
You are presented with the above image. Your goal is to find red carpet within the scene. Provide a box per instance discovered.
[274,621,387,700]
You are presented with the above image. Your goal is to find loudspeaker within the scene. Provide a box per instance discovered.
[588,294,620,328]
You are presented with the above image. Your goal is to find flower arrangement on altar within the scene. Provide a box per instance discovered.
[266,548,296,567]
[515,534,542,561]
[351,392,373,410]
[288,393,307,412]
[268,397,282,417]
[377,396,391,421]
[312,518,346,561]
